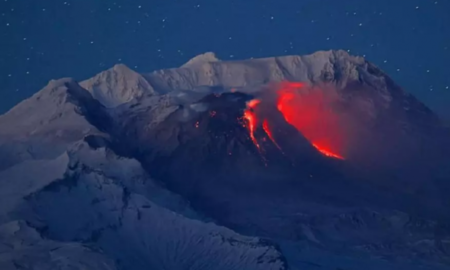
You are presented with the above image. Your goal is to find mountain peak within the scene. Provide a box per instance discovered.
[0,78,98,141]
[80,63,156,108]
[110,63,139,76]
[181,52,220,68]
[46,77,77,88]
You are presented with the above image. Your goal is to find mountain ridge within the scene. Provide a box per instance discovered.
[1,50,450,270]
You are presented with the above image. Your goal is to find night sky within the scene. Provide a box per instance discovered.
[1,0,449,118]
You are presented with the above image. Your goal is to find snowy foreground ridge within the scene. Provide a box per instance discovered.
[0,51,450,270]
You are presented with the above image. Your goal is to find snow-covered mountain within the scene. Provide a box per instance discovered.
[1,50,449,270]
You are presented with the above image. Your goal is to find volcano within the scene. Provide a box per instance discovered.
[1,50,450,270]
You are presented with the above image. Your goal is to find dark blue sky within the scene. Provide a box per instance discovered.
[1,0,449,118]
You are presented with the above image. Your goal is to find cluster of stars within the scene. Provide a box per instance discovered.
[0,0,449,115]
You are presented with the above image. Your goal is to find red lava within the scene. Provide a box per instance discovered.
[275,81,345,160]
[243,109,260,150]
[262,119,283,152]
[242,81,345,160]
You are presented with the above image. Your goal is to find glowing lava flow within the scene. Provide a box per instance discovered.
[241,82,345,161]
[262,119,283,152]
[243,109,260,150]
[243,99,285,164]
[275,81,345,160]
[243,99,262,149]
[312,143,344,159]
[243,100,269,166]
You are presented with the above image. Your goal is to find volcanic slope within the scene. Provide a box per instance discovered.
[0,50,450,270]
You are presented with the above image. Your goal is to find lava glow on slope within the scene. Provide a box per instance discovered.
[242,98,269,165]
[262,119,283,152]
[242,81,345,160]
[311,143,344,159]
[243,108,260,150]
[275,81,345,159]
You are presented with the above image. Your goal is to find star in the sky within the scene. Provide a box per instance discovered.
[0,0,449,117]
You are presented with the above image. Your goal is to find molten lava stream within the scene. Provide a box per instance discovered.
[311,143,344,160]
[242,88,345,163]
[262,120,283,153]
[275,81,345,160]
[243,109,260,150]
[243,99,268,166]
